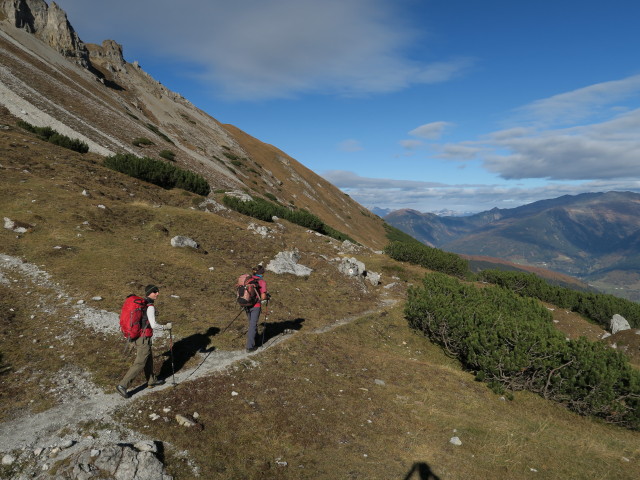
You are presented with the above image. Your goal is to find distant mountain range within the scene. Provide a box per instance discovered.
[385,191,640,300]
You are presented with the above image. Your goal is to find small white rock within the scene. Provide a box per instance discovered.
[2,454,16,465]
[449,436,462,446]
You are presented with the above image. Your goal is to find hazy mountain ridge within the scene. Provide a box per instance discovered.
[386,191,640,299]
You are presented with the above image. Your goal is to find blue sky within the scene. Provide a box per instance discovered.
[55,0,640,214]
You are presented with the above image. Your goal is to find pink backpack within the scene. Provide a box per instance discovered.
[236,274,259,307]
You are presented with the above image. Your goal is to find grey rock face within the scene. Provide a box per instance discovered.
[170,236,199,249]
[610,314,631,334]
[267,250,313,277]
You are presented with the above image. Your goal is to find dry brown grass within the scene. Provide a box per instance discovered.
[121,305,640,480]
[2,123,640,479]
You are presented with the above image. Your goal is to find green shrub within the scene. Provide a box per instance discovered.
[383,223,422,244]
[384,241,469,278]
[104,153,210,196]
[159,150,176,161]
[145,123,174,144]
[17,120,89,153]
[264,192,278,202]
[223,152,239,161]
[478,270,640,328]
[133,137,154,147]
[406,273,640,429]
[222,194,355,242]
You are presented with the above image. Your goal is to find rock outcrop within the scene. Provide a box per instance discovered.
[1,0,90,67]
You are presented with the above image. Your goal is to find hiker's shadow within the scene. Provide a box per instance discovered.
[259,318,305,345]
[404,462,441,480]
[158,327,219,378]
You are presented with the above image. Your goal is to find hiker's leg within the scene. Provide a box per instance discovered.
[143,337,156,383]
[120,337,151,388]
[245,306,261,350]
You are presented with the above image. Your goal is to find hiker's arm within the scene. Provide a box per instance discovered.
[147,305,162,329]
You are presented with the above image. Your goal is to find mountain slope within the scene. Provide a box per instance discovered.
[0,0,389,250]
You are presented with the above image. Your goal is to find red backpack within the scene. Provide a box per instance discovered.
[236,274,259,307]
[119,295,148,339]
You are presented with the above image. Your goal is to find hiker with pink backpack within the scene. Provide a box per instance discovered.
[236,265,269,353]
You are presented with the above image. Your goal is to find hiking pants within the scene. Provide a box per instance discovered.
[120,336,156,388]
[245,306,261,350]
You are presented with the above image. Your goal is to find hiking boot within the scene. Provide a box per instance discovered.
[116,385,129,399]
[245,347,257,353]
[147,379,166,387]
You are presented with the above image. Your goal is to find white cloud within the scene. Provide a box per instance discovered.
[435,143,482,160]
[483,109,640,180]
[338,139,364,152]
[399,139,424,150]
[409,121,451,140]
[322,170,640,213]
[515,74,640,128]
[57,0,472,100]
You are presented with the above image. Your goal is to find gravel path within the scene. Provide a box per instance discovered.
[0,253,393,457]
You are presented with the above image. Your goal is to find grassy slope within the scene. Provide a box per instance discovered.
[1,121,639,479]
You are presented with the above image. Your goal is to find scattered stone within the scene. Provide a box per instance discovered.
[4,217,33,233]
[248,223,271,238]
[610,314,631,334]
[134,440,157,453]
[224,190,253,202]
[266,250,312,276]
[170,235,199,249]
[92,296,103,301]
[2,454,16,465]
[59,439,74,449]
[374,379,386,386]
[175,414,202,430]
[449,436,462,446]
[199,198,227,212]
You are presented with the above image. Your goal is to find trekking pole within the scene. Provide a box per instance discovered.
[168,327,176,385]
[221,308,245,334]
[261,298,269,346]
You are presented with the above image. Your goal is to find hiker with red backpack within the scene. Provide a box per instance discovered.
[239,265,269,353]
[116,285,172,399]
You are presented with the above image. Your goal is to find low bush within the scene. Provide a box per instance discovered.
[132,137,154,147]
[384,241,469,278]
[478,269,640,328]
[17,120,89,153]
[104,153,210,196]
[159,150,175,161]
[222,194,355,242]
[406,273,640,429]
[146,123,174,144]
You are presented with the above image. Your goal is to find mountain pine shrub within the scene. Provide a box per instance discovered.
[478,269,640,328]
[17,120,89,153]
[145,123,174,144]
[132,137,154,147]
[406,272,640,429]
[222,194,355,242]
[384,241,469,278]
[104,153,210,196]
[159,149,176,161]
